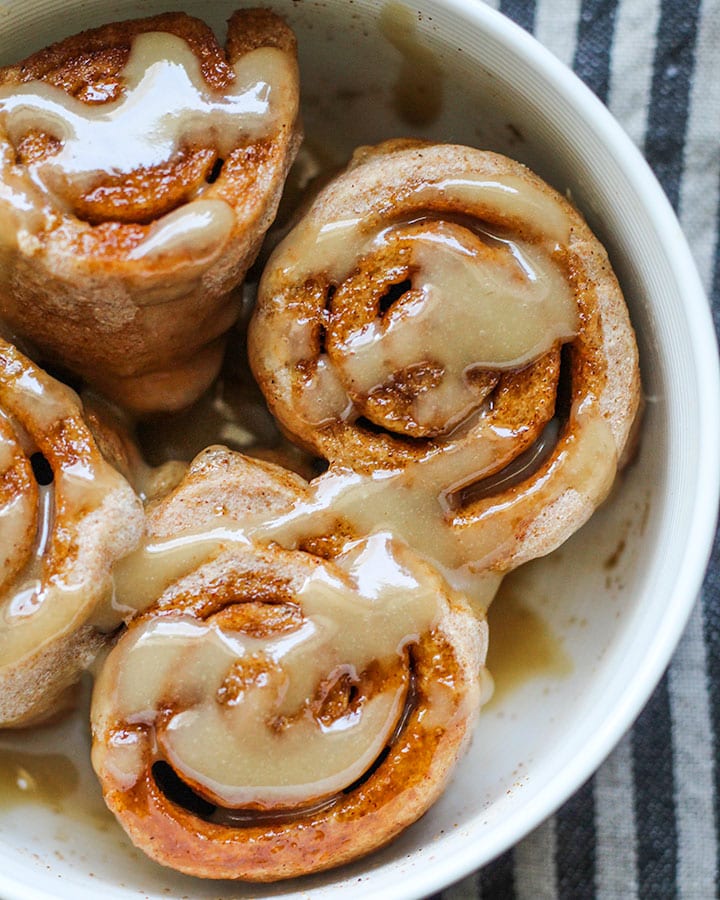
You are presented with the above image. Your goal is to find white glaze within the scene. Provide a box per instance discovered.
[0,37,293,198]
[100,534,445,806]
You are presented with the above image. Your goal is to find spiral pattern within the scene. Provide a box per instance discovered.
[92,448,487,880]
[0,9,301,412]
[0,339,144,727]
[249,140,641,578]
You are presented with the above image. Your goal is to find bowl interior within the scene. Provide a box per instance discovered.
[0,1,717,899]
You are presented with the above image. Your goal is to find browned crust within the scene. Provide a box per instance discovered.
[226,8,298,57]
[0,340,144,726]
[0,13,235,93]
[0,10,302,413]
[249,140,641,570]
[2,9,298,225]
[2,13,237,224]
[90,447,487,879]
[96,625,482,880]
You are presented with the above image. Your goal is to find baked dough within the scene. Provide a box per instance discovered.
[0,9,301,412]
[91,448,488,879]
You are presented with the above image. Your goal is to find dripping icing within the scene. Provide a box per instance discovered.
[97,534,447,805]
[0,37,294,198]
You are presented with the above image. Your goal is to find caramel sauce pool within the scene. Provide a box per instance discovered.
[378,1,443,127]
[0,744,112,834]
[0,682,117,831]
[486,581,573,708]
[0,748,77,811]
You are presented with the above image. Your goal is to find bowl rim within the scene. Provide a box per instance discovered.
[388,0,720,891]
[0,0,718,898]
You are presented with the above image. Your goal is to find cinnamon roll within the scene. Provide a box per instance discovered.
[0,339,143,727]
[0,9,301,412]
[249,140,641,589]
[92,447,487,880]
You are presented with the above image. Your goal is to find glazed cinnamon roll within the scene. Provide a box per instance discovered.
[92,447,487,880]
[0,339,143,727]
[249,140,641,590]
[0,9,301,412]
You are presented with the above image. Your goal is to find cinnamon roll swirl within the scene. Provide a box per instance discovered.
[0,339,143,727]
[249,140,641,588]
[0,9,301,412]
[92,447,487,880]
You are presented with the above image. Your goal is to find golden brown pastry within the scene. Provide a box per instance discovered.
[0,339,143,727]
[91,447,488,880]
[0,9,301,412]
[249,140,641,590]
[81,390,188,504]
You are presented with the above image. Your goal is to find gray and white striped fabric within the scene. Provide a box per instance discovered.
[433,1,720,898]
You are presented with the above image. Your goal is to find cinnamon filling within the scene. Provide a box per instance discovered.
[0,342,135,666]
[0,28,298,275]
[146,663,420,826]
[275,208,576,437]
[97,534,455,807]
[0,34,296,225]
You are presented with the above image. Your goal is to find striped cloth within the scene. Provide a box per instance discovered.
[432,1,720,898]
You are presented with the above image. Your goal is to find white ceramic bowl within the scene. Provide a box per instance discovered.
[0,2,718,899]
